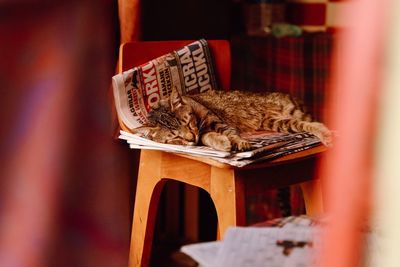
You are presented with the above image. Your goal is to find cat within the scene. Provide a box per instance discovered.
[132,88,332,152]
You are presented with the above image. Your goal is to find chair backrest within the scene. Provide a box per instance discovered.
[119,40,231,90]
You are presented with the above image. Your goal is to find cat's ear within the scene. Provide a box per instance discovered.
[169,87,183,111]
[131,125,159,139]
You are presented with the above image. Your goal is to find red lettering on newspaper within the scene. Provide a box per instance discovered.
[127,87,146,124]
[141,61,161,109]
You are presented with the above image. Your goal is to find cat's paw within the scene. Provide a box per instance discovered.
[202,133,232,151]
[307,122,333,147]
[321,131,333,147]
[314,128,333,147]
[212,135,232,151]
[231,136,253,151]
[167,139,197,146]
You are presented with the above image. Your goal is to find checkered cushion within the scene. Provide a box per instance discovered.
[231,32,334,223]
[232,32,334,121]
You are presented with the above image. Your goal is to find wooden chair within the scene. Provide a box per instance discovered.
[118,40,326,267]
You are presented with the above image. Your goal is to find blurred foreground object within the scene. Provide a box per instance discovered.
[318,0,393,266]
[0,2,131,267]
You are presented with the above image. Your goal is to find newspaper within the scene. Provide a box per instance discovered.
[112,39,217,130]
[180,222,322,267]
[181,216,382,267]
[119,130,321,167]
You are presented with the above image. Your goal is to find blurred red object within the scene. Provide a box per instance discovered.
[0,2,132,267]
[319,0,392,266]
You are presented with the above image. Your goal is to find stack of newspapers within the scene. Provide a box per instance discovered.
[119,130,321,167]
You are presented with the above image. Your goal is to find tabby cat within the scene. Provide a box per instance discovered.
[133,88,332,152]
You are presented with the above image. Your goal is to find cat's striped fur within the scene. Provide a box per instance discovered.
[133,89,332,151]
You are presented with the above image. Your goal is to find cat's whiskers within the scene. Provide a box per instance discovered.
[198,116,207,133]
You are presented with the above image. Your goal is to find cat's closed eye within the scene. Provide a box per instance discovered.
[180,113,191,124]
[166,132,176,139]
[188,118,197,130]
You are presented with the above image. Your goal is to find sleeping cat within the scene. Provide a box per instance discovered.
[132,88,332,152]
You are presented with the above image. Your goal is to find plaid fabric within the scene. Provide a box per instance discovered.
[274,35,305,97]
[232,32,334,120]
[231,32,334,223]
[245,185,307,225]
[304,32,334,121]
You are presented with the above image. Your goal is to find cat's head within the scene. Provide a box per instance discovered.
[132,89,199,145]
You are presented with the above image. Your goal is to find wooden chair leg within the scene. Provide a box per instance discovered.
[129,151,165,267]
[210,167,246,239]
[300,179,324,217]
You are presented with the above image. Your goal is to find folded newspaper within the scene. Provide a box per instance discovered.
[112,39,217,130]
[180,217,323,267]
[112,39,321,167]
[180,215,382,267]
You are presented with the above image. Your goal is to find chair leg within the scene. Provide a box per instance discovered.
[129,151,165,267]
[209,167,246,239]
[300,179,324,217]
